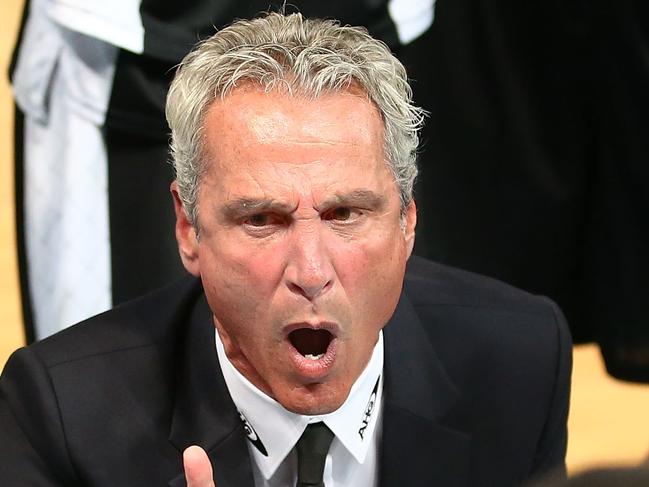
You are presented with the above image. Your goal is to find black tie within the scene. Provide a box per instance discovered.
[295,422,335,487]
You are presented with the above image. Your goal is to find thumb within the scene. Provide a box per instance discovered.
[183,445,215,487]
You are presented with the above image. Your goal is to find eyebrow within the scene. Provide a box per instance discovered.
[320,190,387,211]
[221,198,296,219]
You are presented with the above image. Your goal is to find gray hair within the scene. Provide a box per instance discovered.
[166,11,425,227]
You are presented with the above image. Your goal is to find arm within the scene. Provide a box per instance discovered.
[0,348,78,485]
[2,347,219,486]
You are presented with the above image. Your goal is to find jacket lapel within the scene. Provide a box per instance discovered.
[167,293,255,487]
[380,294,472,487]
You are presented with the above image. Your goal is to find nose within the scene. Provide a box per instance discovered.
[284,224,334,301]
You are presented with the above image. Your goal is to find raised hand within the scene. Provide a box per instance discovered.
[183,445,215,487]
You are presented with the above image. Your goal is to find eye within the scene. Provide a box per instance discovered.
[324,207,361,222]
[330,207,351,221]
[241,213,285,237]
[245,213,273,227]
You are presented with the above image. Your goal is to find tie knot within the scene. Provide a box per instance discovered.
[296,422,335,487]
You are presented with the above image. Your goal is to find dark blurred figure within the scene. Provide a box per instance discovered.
[400,0,649,382]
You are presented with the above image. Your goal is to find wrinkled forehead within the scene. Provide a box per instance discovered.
[196,85,395,200]
[201,82,386,154]
[194,84,398,214]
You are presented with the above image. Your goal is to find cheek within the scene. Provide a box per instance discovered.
[332,229,407,321]
[203,237,286,292]
[199,239,287,331]
[333,219,407,276]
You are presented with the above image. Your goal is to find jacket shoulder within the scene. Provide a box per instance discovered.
[405,255,558,318]
[401,257,572,483]
[403,255,572,378]
[25,276,203,368]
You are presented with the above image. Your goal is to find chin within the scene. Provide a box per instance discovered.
[276,383,349,415]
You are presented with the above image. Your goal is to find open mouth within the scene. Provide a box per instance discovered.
[288,328,334,360]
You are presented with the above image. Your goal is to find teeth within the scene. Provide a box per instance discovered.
[304,353,324,361]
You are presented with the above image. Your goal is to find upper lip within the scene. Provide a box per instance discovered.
[283,321,340,337]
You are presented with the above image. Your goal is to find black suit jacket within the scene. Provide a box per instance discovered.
[0,257,571,486]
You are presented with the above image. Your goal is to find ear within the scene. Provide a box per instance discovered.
[404,200,417,259]
[171,181,200,276]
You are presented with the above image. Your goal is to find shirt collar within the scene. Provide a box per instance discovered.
[215,329,384,481]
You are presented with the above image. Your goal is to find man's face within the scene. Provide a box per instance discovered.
[173,86,416,415]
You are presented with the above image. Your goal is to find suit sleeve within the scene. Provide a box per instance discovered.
[0,347,79,485]
[529,299,573,481]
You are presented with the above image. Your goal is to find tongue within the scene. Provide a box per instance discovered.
[289,329,332,356]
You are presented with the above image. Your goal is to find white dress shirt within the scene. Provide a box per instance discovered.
[215,330,384,487]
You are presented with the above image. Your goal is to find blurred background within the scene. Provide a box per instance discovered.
[1,0,647,476]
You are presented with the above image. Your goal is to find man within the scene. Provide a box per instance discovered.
[0,12,571,487]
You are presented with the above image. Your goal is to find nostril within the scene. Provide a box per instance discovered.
[287,279,332,300]
[287,282,305,296]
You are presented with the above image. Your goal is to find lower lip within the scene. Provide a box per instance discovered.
[287,338,339,380]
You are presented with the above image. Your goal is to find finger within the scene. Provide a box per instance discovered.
[183,445,215,487]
